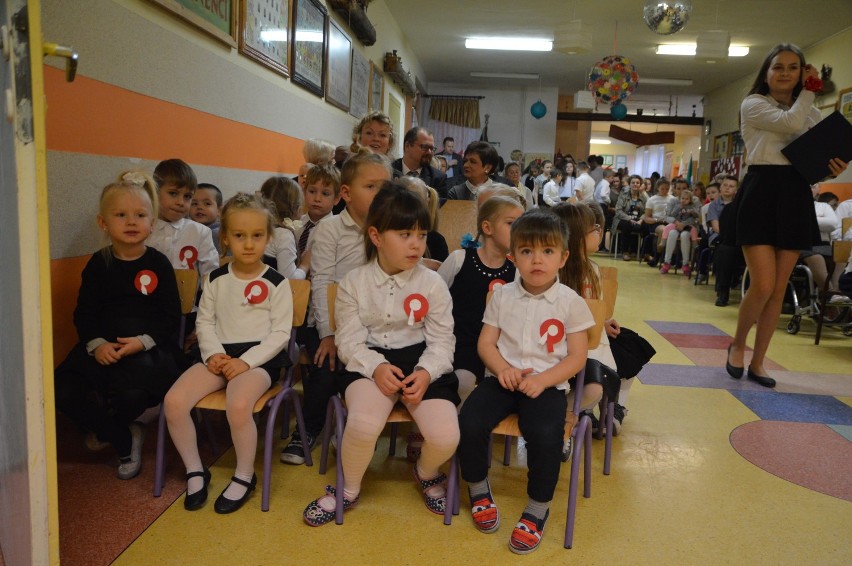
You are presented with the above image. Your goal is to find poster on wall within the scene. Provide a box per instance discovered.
[149,0,237,46]
[349,50,370,118]
[291,0,326,97]
[369,62,384,112]
[710,156,742,180]
[240,0,291,77]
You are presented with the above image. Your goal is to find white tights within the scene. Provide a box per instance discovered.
[164,363,271,495]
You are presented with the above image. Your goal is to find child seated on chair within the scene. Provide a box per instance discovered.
[457,209,593,555]
[659,188,700,276]
[54,173,183,480]
[303,183,460,526]
[164,193,293,514]
[294,163,341,270]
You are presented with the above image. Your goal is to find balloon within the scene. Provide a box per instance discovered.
[643,0,692,35]
[587,55,639,105]
[530,100,547,119]
[610,103,628,120]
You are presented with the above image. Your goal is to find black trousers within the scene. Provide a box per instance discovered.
[297,326,340,435]
[458,377,567,503]
[713,243,745,292]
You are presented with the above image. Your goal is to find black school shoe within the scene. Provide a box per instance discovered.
[214,474,257,514]
[184,468,211,511]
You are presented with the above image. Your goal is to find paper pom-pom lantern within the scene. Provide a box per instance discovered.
[643,1,692,35]
[530,100,547,119]
[587,55,639,106]
[610,102,628,120]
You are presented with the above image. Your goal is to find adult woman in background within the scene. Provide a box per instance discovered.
[613,175,647,261]
[726,44,847,388]
[350,111,395,156]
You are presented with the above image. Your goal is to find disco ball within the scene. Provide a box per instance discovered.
[643,0,693,35]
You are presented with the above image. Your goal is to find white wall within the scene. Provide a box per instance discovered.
[426,82,559,159]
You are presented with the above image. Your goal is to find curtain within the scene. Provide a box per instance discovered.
[428,97,480,129]
[423,98,479,153]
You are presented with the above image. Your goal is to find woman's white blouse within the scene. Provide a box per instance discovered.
[740,91,821,166]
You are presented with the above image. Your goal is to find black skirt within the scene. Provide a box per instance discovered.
[732,165,821,250]
[337,342,460,405]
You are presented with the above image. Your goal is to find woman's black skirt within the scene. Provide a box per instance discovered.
[732,165,821,250]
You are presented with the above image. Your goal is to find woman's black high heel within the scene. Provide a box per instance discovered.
[726,344,744,379]
[184,468,211,511]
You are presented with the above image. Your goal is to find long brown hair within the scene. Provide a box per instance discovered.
[552,202,601,299]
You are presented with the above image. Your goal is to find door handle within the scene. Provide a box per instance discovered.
[43,42,77,82]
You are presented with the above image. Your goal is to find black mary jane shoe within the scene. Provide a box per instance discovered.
[725,345,744,379]
[747,367,776,389]
[214,474,257,514]
[184,468,212,511]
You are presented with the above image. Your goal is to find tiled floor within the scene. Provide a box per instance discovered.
[57,254,852,565]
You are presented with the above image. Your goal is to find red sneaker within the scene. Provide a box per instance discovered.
[509,510,549,554]
[470,491,500,533]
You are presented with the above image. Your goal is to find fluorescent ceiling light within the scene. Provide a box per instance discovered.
[656,44,749,56]
[470,72,540,80]
[260,29,288,42]
[641,78,694,86]
[590,138,612,145]
[465,37,553,52]
[295,30,323,43]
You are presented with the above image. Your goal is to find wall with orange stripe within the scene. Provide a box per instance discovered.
[43,0,422,259]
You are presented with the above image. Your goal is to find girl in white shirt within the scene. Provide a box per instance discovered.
[303,183,459,526]
[260,176,309,279]
[726,44,847,388]
[165,193,293,514]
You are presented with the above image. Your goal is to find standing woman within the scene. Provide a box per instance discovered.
[727,44,847,387]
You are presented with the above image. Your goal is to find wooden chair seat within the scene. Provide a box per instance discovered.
[195,382,284,413]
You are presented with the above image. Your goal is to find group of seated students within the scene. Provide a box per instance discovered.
[54,140,638,554]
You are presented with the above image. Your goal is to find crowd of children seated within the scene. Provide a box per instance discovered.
[53,128,847,553]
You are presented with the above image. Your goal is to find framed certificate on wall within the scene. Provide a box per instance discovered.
[240,0,291,77]
[291,0,326,97]
[325,18,352,111]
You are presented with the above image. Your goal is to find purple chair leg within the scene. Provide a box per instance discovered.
[443,454,459,525]
[502,435,512,466]
[319,396,338,475]
[389,422,398,456]
[261,387,312,512]
[333,397,346,525]
[583,417,592,497]
[604,400,615,475]
[564,417,589,549]
[153,404,167,497]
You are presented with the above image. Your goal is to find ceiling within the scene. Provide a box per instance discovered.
[384,0,852,98]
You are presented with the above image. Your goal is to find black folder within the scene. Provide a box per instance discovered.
[781,111,852,184]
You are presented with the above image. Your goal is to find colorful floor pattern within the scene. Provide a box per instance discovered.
[640,320,852,502]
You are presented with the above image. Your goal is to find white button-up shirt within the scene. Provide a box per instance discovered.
[740,91,820,166]
[335,260,455,382]
[309,208,368,338]
[147,217,218,278]
[482,280,594,391]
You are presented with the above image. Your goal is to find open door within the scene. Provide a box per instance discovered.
[0,0,59,563]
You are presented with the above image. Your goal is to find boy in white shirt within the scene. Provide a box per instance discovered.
[147,159,218,279]
[458,209,593,554]
[294,164,341,268]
